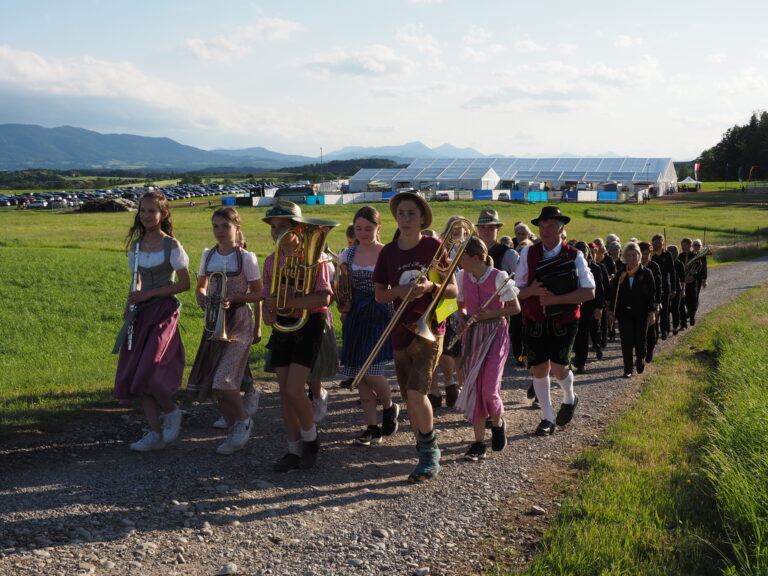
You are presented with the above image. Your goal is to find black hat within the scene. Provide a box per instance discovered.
[531,205,571,226]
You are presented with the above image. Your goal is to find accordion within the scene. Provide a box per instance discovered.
[535,253,579,317]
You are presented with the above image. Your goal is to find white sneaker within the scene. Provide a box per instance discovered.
[312,387,329,424]
[213,415,228,429]
[130,431,166,452]
[216,418,252,454]
[161,407,183,443]
[243,390,260,417]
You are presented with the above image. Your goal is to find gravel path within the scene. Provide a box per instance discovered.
[2,257,767,576]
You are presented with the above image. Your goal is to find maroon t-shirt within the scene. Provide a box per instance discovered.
[373,235,447,350]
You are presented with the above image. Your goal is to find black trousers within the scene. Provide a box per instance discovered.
[573,306,600,367]
[680,281,699,326]
[617,313,647,373]
[509,312,524,361]
[670,293,682,331]
[659,292,671,337]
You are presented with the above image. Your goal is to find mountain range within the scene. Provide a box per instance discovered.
[0,124,492,171]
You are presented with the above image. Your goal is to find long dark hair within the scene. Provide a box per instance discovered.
[125,189,173,250]
[212,206,245,247]
[353,205,382,243]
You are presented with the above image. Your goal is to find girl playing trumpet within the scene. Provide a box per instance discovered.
[454,236,520,461]
[186,207,262,454]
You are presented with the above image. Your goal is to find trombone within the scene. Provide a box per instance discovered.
[350,217,475,389]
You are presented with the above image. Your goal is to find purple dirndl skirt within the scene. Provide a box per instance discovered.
[114,297,185,403]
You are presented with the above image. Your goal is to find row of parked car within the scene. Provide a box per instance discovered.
[0,180,282,209]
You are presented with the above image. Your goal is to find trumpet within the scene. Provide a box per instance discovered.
[270,217,340,333]
[205,270,232,342]
[446,273,515,350]
[326,247,352,306]
[350,217,475,389]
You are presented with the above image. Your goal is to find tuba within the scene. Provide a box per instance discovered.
[685,246,709,279]
[270,217,340,332]
[205,271,232,342]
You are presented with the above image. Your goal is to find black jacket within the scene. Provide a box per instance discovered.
[645,260,663,305]
[651,250,676,297]
[608,266,656,319]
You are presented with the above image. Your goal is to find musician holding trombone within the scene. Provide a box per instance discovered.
[515,206,595,436]
[372,192,459,483]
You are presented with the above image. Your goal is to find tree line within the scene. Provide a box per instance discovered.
[697,110,768,181]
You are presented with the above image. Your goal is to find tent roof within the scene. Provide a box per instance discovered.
[678,176,700,183]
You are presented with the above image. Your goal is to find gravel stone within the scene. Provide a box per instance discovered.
[0,259,765,576]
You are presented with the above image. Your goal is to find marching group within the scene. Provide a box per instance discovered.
[113,189,708,484]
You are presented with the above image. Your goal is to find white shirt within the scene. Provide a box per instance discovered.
[128,244,189,271]
[456,268,520,303]
[515,243,595,289]
[198,248,260,282]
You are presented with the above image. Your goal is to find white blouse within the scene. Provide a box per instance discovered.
[456,268,519,303]
[128,243,189,271]
[198,249,261,282]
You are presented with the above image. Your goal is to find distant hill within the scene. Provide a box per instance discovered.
[0,124,501,171]
[0,125,314,171]
[323,141,492,162]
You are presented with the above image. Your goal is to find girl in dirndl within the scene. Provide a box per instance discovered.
[186,207,262,455]
[338,206,397,446]
[454,236,520,461]
[113,189,190,452]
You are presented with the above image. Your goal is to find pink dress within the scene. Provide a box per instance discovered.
[454,267,515,423]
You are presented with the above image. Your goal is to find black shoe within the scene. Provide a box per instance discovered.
[464,441,487,461]
[273,453,301,472]
[535,419,556,436]
[381,403,400,436]
[340,378,354,389]
[690,318,696,326]
[445,385,458,408]
[555,395,579,426]
[672,329,679,335]
[608,330,616,342]
[354,425,382,446]
[300,436,320,469]
[428,393,442,410]
[491,419,507,452]
[645,351,654,363]
[526,383,536,400]
[661,332,667,341]
[623,372,633,379]
[636,359,645,374]
[575,364,585,374]
[594,347,603,360]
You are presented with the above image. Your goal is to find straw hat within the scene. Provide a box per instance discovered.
[389,191,432,230]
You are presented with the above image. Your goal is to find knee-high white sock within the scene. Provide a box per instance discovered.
[532,376,554,423]
[559,370,576,404]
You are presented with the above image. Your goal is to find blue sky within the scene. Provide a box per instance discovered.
[2,0,767,160]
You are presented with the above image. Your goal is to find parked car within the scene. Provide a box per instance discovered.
[28,200,49,209]
[498,192,510,201]
[435,192,450,201]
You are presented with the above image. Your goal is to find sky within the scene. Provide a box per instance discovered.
[2,0,767,161]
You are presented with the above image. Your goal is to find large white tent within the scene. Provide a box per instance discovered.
[349,157,677,195]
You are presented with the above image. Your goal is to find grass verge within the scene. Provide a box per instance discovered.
[496,284,768,576]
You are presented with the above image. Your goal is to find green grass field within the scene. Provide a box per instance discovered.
[503,284,768,576]
[1,197,767,436]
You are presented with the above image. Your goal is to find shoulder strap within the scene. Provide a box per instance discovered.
[163,236,173,263]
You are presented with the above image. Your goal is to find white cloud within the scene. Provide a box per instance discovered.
[559,43,578,56]
[514,38,544,53]
[614,35,643,48]
[461,25,505,62]
[303,45,415,78]
[0,45,309,141]
[182,18,302,63]
[715,66,768,94]
[396,24,441,57]
[707,52,727,64]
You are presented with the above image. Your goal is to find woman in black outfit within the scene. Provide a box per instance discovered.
[607,242,657,378]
